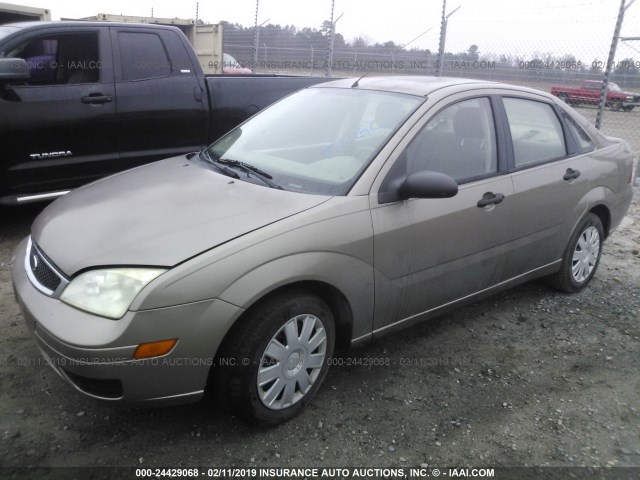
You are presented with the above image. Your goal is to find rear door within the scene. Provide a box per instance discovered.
[0,27,116,202]
[111,27,208,166]
[500,94,589,278]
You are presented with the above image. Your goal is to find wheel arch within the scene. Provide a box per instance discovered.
[219,280,354,354]
[579,185,618,239]
[589,204,611,239]
[216,252,375,355]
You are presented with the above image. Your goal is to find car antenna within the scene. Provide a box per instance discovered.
[351,71,369,88]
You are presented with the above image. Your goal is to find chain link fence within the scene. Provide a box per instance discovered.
[221,1,639,172]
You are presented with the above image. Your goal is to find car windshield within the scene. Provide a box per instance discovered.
[609,82,622,91]
[206,87,424,195]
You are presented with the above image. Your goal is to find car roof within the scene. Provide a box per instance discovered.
[2,21,183,31]
[313,76,490,96]
[313,75,553,99]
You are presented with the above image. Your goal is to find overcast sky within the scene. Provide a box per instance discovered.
[11,0,640,61]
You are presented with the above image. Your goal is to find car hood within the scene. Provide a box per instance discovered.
[32,156,330,276]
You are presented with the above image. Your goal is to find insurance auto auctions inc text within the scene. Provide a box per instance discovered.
[196,467,495,478]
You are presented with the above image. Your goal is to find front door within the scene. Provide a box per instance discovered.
[0,27,116,201]
[371,95,514,331]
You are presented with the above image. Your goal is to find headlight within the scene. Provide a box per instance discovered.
[60,268,166,319]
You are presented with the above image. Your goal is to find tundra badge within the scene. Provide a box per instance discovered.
[29,151,73,160]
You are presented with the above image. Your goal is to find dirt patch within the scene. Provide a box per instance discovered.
[1,191,639,471]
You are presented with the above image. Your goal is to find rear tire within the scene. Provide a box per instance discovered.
[549,213,604,293]
[212,291,335,427]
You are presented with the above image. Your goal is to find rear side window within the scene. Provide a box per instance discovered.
[503,98,566,167]
[562,113,595,153]
[119,32,170,81]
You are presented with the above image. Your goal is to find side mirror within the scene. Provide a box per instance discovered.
[398,171,458,200]
[0,58,30,83]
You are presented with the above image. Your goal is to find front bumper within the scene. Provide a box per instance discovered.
[11,237,243,405]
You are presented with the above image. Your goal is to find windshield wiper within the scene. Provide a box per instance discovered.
[216,159,283,190]
[199,151,240,180]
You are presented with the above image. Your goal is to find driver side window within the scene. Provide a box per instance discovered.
[405,97,498,182]
[8,32,100,85]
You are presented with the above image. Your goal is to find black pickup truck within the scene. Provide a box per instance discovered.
[0,21,329,205]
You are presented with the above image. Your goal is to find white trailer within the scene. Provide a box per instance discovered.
[0,2,51,24]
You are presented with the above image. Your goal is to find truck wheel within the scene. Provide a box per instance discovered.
[611,101,623,111]
[213,291,335,426]
[549,213,604,293]
[558,93,570,104]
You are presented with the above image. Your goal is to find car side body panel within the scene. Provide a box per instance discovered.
[584,143,634,232]
[130,196,375,339]
[508,155,590,275]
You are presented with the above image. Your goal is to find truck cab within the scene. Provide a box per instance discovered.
[0,22,209,204]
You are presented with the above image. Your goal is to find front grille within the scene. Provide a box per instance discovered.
[26,239,66,295]
[30,247,61,291]
[62,369,124,399]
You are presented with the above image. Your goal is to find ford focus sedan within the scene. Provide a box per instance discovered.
[12,76,634,426]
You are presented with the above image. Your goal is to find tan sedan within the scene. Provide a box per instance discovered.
[12,76,634,426]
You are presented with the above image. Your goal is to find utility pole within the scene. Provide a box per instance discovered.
[436,0,460,77]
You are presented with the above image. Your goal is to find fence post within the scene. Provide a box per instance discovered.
[252,0,259,69]
[595,0,627,129]
[325,0,335,77]
[436,0,447,76]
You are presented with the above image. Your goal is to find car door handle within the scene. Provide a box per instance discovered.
[563,168,581,181]
[477,192,505,208]
[81,94,112,104]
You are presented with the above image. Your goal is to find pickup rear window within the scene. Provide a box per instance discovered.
[118,32,171,81]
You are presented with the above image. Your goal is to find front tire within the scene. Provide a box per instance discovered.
[549,213,604,293]
[213,291,335,426]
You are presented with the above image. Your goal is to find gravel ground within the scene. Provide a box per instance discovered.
[0,188,639,475]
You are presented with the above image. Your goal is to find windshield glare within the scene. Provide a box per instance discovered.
[207,87,423,195]
[609,82,622,91]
